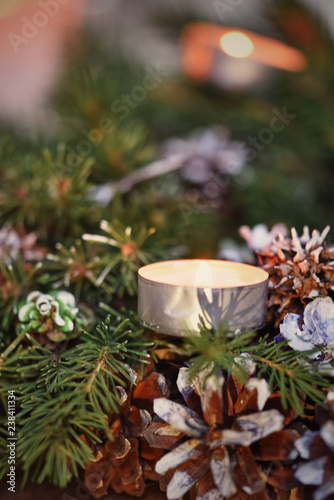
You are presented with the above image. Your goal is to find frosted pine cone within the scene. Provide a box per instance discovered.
[163,126,246,185]
[84,365,169,498]
[17,290,89,349]
[294,391,334,499]
[240,225,334,325]
[279,297,334,359]
[144,368,302,500]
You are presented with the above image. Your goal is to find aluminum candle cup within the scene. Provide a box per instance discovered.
[138,260,269,337]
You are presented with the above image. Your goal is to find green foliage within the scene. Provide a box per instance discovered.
[56,63,157,184]
[0,309,152,487]
[0,256,42,331]
[83,220,180,296]
[18,393,104,488]
[0,142,100,242]
[182,321,258,383]
[54,0,334,233]
[244,337,331,415]
[1,0,334,491]
[87,121,156,185]
[39,238,113,300]
[181,322,332,415]
[72,312,151,413]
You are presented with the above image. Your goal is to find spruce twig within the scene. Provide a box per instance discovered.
[244,337,330,414]
[0,309,153,487]
[181,321,332,415]
[0,327,30,363]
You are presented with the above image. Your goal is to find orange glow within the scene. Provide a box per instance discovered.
[220,32,254,58]
[182,42,213,81]
[180,23,307,81]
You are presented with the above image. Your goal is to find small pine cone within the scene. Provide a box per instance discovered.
[241,225,334,325]
[294,392,334,500]
[144,367,304,500]
[16,290,89,350]
[84,363,169,498]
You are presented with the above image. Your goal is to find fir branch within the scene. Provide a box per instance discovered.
[0,143,99,242]
[73,313,152,413]
[17,393,103,488]
[181,320,257,384]
[69,334,134,414]
[0,309,152,487]
[39,238,113,301]
[181,321,332,415]
[83,220,179,297]
[0,255,42,331]
[0,328,30,362]
[244,337,330,414]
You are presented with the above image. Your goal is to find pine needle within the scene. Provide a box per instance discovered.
[181,321,332,415]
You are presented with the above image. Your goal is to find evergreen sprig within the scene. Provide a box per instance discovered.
[83,220,172,296]
[181,321,333,415]
[39,238,113,301]
[0,309,152,487]
[70,312,151,413]
[0,143,99,242]
[18,393,104,488]
[0,255,42,331]
[56,62,156,183]
[244,337,331,415]
[182,320,257,384]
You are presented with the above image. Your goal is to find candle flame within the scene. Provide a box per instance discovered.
[195,261,214,287]
[220,31,254,59]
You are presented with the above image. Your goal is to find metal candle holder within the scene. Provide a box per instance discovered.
[138,260,269,337]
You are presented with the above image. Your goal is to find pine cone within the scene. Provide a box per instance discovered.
[163,126,246,186]
[17,290,88,349]
[84,364,169,498]
[279,296,334,359]
[144,368,303,500]
[241,225,334,325]
[294,392,334,499]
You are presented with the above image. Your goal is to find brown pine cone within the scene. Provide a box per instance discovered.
[294,392,334,500]
[241,225,334,325]
[144,367,304,500]
[84,363,169,498]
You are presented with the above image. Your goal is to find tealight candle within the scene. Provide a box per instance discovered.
[138,260,268,336]
[180,23,307,91]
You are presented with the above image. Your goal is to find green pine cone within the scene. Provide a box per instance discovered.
[17,290,86,344]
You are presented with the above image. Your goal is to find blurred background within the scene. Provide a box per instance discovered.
[1,0,334,258]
